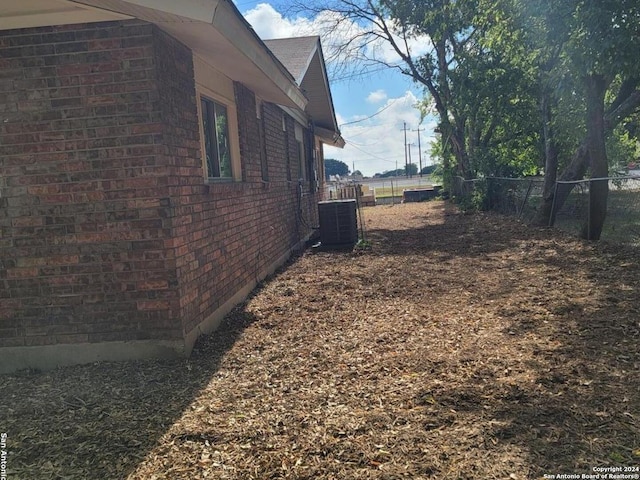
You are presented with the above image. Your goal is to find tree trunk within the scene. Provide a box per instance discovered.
[453,131,471,179]
[535,85,640,227]
[581,74,609,240]
[549,143,590,225]
[438,116,470,182]
[533,89,560,226]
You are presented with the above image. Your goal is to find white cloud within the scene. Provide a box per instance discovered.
[366,89,387,104]
[241,3,437,177]
[244,3,316,39]
[373,23,434,65]
[243,3,431,71]
[326,91,438,177]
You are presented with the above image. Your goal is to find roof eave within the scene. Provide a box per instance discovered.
[313,39,342,138]
[10,0,308,110]
[315,126,345,149]
[207,1,308,111]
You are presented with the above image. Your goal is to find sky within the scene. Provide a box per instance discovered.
[232,1,437,177]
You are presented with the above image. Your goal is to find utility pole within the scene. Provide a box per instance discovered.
[413,127,425,177]
[407,143,413,178]
[402,122,409,178]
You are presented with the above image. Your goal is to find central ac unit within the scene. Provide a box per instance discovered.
[317,199,358,247]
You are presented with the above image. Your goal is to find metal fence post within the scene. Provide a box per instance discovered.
[549,182,559,227]
[519,180,534,219]
[587,179,592,241]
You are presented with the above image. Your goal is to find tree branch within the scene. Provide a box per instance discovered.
[605,87,640,131]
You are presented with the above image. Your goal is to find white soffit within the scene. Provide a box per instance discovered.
[71,0,307,110]
[316,126,345,149]
[0,0,307,111]
[0,0,130,29]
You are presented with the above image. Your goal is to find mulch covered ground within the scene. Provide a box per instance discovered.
[2,201,639,479]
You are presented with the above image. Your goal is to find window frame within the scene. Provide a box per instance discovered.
[283,113,292,182]
[256,99,269,182]
[295,123,307,181]
[200,96,232,179]
[195,87,241,183]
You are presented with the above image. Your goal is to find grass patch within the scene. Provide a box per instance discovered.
[374,184,434,198]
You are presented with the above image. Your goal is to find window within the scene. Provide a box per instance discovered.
[257,102,268,181]
[200,97,232,178]
[297,140,306,180]
[295,124,307,180]
[258,106,269,182]
[283,114,292,181]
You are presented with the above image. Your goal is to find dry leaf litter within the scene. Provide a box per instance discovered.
[1,201,639,479]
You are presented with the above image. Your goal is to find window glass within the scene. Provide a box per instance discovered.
[258,103,268,181]
[201,97,231,178]
[295,124,307,180]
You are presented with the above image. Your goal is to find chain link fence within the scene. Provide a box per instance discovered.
[552,177,640,245]
[452,175,640,246]
[452,176,545,224]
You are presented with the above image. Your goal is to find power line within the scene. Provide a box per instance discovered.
[344,141,400,164]
[413,127,425,176]
[339,98,399,127]
[402,122,409,177]
[343,136,388,147]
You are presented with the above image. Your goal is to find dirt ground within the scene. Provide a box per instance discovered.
[2,201,639,479]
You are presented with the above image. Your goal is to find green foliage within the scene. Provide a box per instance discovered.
[607,125,638,172]
[563,1,640,78]
[429,134,454,186]
[354,239,372,250]
[309,0,640,200]
[489,0,640,182]
[420,165,437,175]
[456,180,489,213]
[405,163,418,176]
[324,158,349,178]
[376,168,410,178]
[372,165,418,178]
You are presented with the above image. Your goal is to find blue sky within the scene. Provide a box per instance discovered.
[232,1,436,176]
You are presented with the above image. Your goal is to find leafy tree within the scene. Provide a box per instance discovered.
[289,0,489,185]
[504,0,640,238]
[293,0,640,239]
[377,168,406,178]
[405,163,418,176]
[291,0,543,189]
[420,165,437,175]
[324,158,349,178]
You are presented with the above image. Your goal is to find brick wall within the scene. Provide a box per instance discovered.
[0,20,181,349]
[0,19,323,361]
[175,82,321,338]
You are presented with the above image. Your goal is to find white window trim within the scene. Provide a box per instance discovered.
[256,97,269,182]
[295,123,307,181]
[195,85,242,182]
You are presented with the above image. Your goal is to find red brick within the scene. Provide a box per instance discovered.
[0,19,324,358]
[44,255,80,266]
[137,299,170,311]
[6,268,39,279]
[24,335,57,346]
[55,333,89,343]
[12,216,44,227]
[88,38,122,50]
[0,337,26,347]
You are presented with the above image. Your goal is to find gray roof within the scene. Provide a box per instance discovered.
[264,36,343,146]
[264,36,319,84]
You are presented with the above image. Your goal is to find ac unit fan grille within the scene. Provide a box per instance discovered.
[317,199,358,246]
